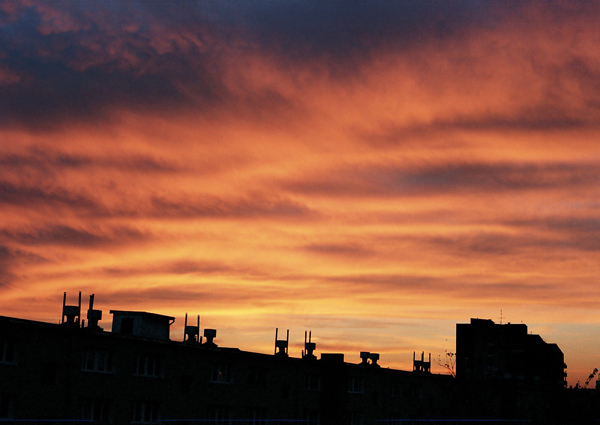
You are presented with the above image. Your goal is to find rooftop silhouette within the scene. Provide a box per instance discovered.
[0,293,595,424]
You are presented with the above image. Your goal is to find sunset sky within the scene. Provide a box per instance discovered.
[1,1,600,386]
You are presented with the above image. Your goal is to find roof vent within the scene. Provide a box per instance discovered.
[370,352,380,367]
[203,328,217,347]
[359,351,380,367]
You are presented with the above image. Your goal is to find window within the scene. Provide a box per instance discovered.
[210,363,232,383]
[82,399,111,423]
[0,394,13,419]
[0,339,15,364]
[135,354,163,377]
[304,373,321,391]
[82,349,114,373]
[347,376,364,394]
[132,401,159,423]
[207,405,230,424]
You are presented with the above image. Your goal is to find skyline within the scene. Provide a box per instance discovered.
[1,1,600,386]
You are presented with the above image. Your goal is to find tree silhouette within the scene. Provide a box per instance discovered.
[436,350,456,377]
[584,367,598,387]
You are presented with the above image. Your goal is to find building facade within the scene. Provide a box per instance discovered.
[0,294,454,424]
[0,297,586,424]
[456,318,567,388]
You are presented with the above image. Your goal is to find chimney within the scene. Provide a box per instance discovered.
[203,328,217,348]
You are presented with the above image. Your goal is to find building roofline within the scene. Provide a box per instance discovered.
[0,314,60,327]
[109,310,175,321]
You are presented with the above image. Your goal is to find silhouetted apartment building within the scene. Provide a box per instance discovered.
[456,318,567,388]
[1,294,588,424]
[452,319,578,423]
[0,293,456,424]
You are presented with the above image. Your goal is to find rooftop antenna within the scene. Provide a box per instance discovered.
[500,309,503,325]
[183,313,200,343]
[62,291,81,327]
[274,328,289,357]
[413,351,431,373]
[86,294,102,331]
[303,331,316,359]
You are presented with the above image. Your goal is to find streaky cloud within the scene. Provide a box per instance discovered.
[506,216,600,252]
[0,179,313,220]
[0,245,15,288]
[323,273,561,302]
[301,243,375,258]
[0,244,48,288]
[0,148,182,175]
[284,161,600,197]
[1,224,148,248]
[363,112,597,148]
[0,180,103,212]
[149,194,314,219]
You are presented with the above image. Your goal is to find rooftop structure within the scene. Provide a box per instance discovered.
[110,310,175,341]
